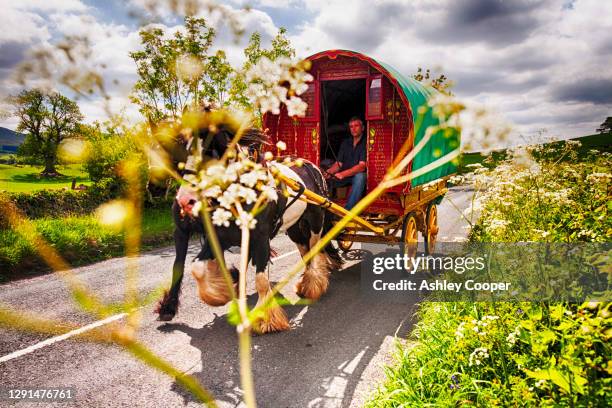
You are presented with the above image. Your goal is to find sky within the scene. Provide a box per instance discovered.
[0,0,611,147]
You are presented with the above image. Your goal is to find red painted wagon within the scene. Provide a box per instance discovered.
[263,50,460,254]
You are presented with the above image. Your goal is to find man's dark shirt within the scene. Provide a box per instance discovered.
[337,135,366,172]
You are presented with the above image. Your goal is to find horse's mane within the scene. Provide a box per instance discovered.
[239,127,270,148]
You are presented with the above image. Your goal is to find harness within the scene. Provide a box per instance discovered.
[237,146,307,238]
[271,180,305,237]
[301,160,329,197]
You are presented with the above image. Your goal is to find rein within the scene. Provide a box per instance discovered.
[271,179,305,238]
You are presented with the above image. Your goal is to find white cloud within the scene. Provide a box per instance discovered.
[7,0,87,12]
[288,0,612,139]
[205,5,279,66]
[2,0,610,141]
[0,6,51,44]
[0,0,285,129]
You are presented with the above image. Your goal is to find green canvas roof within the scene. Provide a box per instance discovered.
[376,59,460,187]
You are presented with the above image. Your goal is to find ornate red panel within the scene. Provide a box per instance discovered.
[300,80,318,120]
[393,90,414,193]
[269,80,320,164]
[316,56,369,80]
[366,76,394,192]
[292,118,319,164]
[263,112,279,145]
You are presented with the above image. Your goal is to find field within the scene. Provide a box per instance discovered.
[0,163,92,192]
[569,131,612,148]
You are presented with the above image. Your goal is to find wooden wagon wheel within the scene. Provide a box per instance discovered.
[400,212,418,259]
[337,230,355,252]
[424,203,439,255]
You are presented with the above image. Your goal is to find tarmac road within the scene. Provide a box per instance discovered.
[0,187,474,407]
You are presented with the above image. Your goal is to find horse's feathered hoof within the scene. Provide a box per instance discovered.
[157,312,175,321]
[254,304,290,334]
[295,272,329,301]
[155,290,179,321]
[192,260,233,306]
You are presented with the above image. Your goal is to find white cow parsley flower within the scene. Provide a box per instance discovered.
[240,171,260,188]
[212,208,232,227]
[468,347,489,366]
[240,186,258,205]
[218,189,238,209]
[236,211,257,229]
[285,96,308,117]
[203,185,222,198]
[223,162,242,183]
[455,321,466,339]
[245,56,313,117]
[261,184,278,201]
[206,164,226,179]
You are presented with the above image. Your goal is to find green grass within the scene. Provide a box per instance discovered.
[458,150,507,174]
[0,163,92,192]
[0,206,174,279]
[140,206,175,239]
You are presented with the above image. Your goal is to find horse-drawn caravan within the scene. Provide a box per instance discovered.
[263,49,459,254]
[157,49,459,332]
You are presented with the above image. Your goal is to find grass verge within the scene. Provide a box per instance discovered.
[0,206,174,281]
[367,143,611,406]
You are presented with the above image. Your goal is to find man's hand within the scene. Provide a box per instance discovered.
[335,172,345,180]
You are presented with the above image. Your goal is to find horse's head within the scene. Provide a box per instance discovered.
[175,109,270,217]
[193,118,269,165]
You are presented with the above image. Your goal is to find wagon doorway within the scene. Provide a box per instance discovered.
[320,79,366,166]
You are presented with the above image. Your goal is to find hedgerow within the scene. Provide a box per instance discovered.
[0,177,121,223]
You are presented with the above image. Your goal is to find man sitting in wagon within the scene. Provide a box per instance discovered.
[324,116,367,210]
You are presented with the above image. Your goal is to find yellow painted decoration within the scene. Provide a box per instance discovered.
[311,128,318,144]
[369,128,376,150]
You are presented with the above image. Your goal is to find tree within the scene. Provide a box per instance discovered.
[129,16,218,128]
[596,117,612,134]
[13,89,83,177]
[204,50,233,106]
[228,28,295,110]
[413,67,453,95]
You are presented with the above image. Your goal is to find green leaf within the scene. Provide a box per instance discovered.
[528,306,543,321]
[539,329,557,345]
[524,367,585,395]
[556,321,574,331]
[549,304,564,320]
[226,300,241,326]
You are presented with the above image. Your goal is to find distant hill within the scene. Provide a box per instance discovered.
[569,132,612,149]
[0,127,25,146]
[459,131,611,173]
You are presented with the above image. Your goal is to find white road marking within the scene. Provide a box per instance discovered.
[0,250,301,364]
[0,313,127,364]
[270,249,299,262]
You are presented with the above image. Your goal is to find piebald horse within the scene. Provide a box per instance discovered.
[156,124,342,333]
